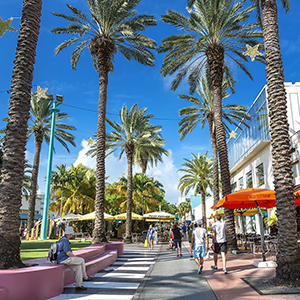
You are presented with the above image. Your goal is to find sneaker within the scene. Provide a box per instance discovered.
[211,266,218,271]
[177,254,179,257]
[197,265,203,274]
[83,277,93,281]
[197,265,201,274]
[223,268,227,274]
[76,286,87,291]
[180,253,182,257]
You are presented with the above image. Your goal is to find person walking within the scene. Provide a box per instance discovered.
[192,220,208,274]
[172,223,183,257]
[57,227,92,290]
[211,215,228,274]
[188,224,194,257]
[147,225,155,250]
[181,223,187,238]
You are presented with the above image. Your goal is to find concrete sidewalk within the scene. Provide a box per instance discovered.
[134,242,217,300]
[180,241,300,300]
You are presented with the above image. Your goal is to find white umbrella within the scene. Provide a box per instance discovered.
[143,211,176,221]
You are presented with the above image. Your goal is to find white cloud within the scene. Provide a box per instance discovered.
[73,139,127,182]
[73,141,181,204]
[147,150,181,204]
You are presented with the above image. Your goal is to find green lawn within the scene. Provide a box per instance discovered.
[20,239,92,261]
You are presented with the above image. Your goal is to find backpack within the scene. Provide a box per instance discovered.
[48,237,66,263]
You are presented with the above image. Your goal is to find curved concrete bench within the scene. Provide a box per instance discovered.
[0,242,123,300]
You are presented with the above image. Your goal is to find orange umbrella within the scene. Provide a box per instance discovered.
[293,189,300,206]
[211,188,277,262]
[211,188,276,209]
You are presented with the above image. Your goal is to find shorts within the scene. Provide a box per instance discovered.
[193,245,206,258]
[174,239,181,249]
[214,242,227,254]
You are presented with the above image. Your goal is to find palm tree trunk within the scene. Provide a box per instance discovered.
[92,57,110,244]
[0,0,42,269]
[261,0,300,281]
[60,184,64,216]
[140,154,148,174]
[125,146,134,243]
[201,190,207,229]
[27,138,42,232]
[208,115,220,205]
[207,45,237,251]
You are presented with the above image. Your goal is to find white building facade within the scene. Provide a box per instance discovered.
[228,82,300,233]
[192,82,300,231]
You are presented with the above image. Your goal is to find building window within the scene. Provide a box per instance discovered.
[256,163,264,187]
[231,182,237,193]
[239,177,244,190]
[292,162,300,178]
[246,171,253,188]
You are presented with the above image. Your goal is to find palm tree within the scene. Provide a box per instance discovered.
[135,134,169,174]
[159,0,263,251]
[106,104,162,242]
[50,164,75,216]
[177,199,192,221]
[0,0,43,270]
[22,161,32,198]
[178,75,250,205]
[0,144,3,171]
[51,0,157,243]
[178,152,213,229]
[50,164,96,215]
[25,93,76,232]
[250,0,300,282]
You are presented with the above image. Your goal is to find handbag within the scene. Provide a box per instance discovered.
[144,239,148,247]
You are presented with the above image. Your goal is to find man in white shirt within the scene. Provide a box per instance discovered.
[191,220,208,274]
[211,215,228,274]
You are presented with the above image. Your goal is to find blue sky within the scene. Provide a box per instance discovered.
[1,0,300,204]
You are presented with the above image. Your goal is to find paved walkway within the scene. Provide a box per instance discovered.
[134,242,216,300]
[181,241,300,300]
[49,244,159,300]
[49,241,300,300]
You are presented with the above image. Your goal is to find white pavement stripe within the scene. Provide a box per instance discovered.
[113,261,155,265]
[49,294,133,300]
[104,266,149,271]
[94,272,145,279]
[65,281,140,289]
[117,257,155,261]
[119,255,156,258]
[123,251,158,254]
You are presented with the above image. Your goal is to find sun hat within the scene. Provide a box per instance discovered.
[64,226,75,235]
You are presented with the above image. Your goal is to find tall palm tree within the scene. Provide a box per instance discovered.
[106,104,162,242]
[250,0,300,282]
[159,0,263,250]
[178,152,213,229]
[50,164,75,216]
[178,75,250,205]
[26,93,76,232]
[0,0,43,270]
[51,0,157,243]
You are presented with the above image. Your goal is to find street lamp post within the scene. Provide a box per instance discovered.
[40,95,61,240]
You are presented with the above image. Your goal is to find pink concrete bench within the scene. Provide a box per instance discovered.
[0,242,123,300]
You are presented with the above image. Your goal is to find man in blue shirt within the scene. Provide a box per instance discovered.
[182,223,187,238]
[57,227,92,290]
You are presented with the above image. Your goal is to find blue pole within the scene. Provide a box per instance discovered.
[40,97,59,240]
